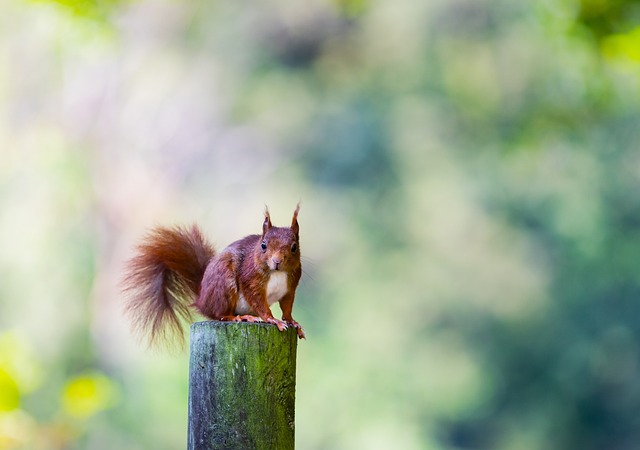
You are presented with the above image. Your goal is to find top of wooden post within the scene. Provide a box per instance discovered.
[188,321,298,450]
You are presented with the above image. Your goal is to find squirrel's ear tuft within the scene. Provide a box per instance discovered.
[291,203,300,236]
[263,206,272,236]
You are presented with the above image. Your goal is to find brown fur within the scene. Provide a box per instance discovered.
[122,207,304,349]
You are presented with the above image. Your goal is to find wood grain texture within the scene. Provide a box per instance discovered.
[187,321,298,450]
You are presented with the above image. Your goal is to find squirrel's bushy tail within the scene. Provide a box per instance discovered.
[122,225,215,349]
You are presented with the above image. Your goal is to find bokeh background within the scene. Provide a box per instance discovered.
[2,0,640,448]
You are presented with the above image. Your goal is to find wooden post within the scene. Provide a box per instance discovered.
[187,321,298,450]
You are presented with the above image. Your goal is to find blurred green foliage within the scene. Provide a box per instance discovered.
[2,0,640,449]
[0,331,118,449]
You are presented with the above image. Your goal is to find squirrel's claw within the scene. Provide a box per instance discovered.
[266,317,288,332]
[286,320,306,339]
[293,323,306,339]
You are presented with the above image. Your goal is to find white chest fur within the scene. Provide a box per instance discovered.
[266,271,289,306]
[235,271,289,315]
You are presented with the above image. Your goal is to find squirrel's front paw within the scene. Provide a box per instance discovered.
[266,317,288,332]
[288,321,305,339]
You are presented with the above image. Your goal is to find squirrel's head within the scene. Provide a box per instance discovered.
[258,204,301,272]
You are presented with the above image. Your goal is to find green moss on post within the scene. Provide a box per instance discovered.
[187,321,298,450]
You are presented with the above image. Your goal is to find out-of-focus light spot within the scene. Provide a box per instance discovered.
[602,27,640,63]
[28,0,122,19]
[0,370,19,412]
[61,373,119,419]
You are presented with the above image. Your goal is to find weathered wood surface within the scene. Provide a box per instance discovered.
[187,321,298,450]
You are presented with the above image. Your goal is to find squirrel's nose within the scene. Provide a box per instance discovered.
[272,258,282,269]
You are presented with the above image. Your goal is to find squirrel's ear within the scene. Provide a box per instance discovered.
[263,206,272,236]
[291,203,300,237]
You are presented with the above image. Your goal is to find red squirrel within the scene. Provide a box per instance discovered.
[123,205,304,347]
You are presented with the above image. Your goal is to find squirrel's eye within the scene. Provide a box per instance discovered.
[291,243,297,253]
[261,241,267,250]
